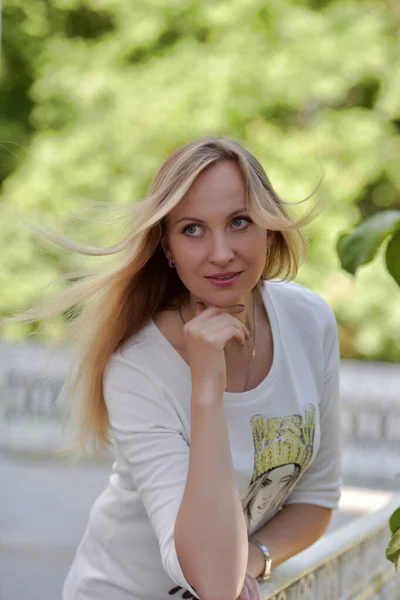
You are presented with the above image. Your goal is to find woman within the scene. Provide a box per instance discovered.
[9,135,342,600]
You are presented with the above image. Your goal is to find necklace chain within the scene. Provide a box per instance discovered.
[178,292,257,392]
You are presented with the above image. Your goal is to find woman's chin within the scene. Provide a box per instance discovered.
[200,286,247,302]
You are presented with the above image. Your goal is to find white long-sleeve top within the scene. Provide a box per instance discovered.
[63,279,342,600]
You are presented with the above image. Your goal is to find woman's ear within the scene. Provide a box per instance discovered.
[266,230,274,248]
[160,237,168,257]
[160,234,173,262]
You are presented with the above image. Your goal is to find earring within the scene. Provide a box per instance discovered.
[266,247,270,257]
[167,257,175,268]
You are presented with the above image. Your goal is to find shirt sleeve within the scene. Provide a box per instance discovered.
[283,302,342,510]
[103,354,200,599]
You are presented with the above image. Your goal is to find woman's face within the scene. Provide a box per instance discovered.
[248,464,297,521]
[162,160,270,308]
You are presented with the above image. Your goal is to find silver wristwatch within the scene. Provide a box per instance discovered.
[248,536,272,582]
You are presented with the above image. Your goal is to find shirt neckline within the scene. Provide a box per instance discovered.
[149,280,280,402]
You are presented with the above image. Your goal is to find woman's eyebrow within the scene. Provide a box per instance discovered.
[173,207,248,226]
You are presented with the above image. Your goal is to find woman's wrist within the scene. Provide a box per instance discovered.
[191,382,225,405]
[246,539,266,579]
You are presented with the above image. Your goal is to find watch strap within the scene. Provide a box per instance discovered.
[248,536,272,582]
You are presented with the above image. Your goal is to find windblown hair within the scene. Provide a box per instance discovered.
[5,135,323,460]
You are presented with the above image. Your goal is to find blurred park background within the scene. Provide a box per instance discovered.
[1,0,400,358]
[0,1,400,599]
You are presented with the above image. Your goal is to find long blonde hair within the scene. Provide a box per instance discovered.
[4,135,323,460]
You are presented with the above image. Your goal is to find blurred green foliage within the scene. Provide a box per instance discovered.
[1,0,399,360]
[387,502,400,571]
[337,210,400,285]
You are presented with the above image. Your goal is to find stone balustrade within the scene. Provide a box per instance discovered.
[259,494,400,599]
[1,343,400,480]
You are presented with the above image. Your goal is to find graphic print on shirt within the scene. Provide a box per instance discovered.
[242,403,316,533]
[168,585,197,599]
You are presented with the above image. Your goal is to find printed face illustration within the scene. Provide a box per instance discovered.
[247,463,300,522]
[242,405,316,532]
[245,463,301,526]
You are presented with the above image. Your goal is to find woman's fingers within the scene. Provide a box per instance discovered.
[199,321,247,348]
[237,574,262,600]
[237,586,250,600]
[246,574,262,600]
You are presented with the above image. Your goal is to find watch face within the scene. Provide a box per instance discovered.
[256,558,271,582]
[261,557,272,580]
[265,558,272,575]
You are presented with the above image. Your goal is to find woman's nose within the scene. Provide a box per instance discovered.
[208,234,235,264]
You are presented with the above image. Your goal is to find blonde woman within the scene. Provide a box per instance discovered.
[9,136,342,600]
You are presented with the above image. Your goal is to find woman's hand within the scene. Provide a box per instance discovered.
[236,573,262,600]
[183,301,250,397]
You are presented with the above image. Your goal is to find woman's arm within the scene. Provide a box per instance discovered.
[174,302,253,600]
[245,302,341,579]
[175,390,249,600]
[246,503,333,578]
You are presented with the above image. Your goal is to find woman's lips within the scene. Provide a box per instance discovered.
[205,272,242,286]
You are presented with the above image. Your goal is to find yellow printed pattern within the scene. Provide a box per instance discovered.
[250,404,316,483]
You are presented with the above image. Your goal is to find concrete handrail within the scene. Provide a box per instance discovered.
[259,494,400,599]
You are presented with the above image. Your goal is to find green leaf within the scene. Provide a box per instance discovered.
[386,528,400,570]
[389,507,400,535]
[385,229,400,286]
[337,211,400,276]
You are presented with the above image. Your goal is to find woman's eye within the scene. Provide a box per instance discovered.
[182,217,251,236]
[231,217,251,229]
[182,224,200,236]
